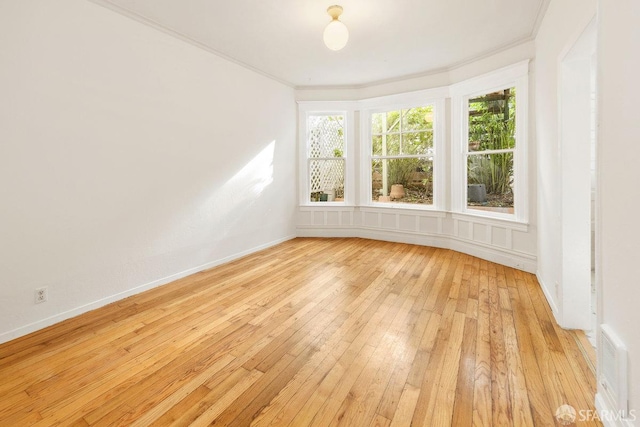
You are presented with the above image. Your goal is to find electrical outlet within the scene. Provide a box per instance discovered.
[35,287,48,304]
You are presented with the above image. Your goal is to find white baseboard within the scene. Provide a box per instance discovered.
[0,234,296,345]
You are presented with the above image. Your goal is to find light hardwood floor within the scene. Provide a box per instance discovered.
[0,238,600,426]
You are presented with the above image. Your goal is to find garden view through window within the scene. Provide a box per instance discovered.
[307,114,345,203]
[371,106,434,205]
[466,87,516,214]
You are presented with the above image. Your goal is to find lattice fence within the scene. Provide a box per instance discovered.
[308,115,345,195]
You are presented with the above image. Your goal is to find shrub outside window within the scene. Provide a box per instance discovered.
[370,106,435,205]
[466,87,516,214]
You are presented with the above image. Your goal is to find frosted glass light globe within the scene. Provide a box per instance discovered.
[323,17,349,51]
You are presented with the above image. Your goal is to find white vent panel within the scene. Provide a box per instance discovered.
[599,324,628,416]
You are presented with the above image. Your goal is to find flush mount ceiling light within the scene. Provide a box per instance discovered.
[323,5,349,51]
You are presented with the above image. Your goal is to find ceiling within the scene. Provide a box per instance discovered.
[97,0,549,88]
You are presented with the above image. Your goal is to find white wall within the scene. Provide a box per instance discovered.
[0,0,297,343]
[534,0,596,324]
[597,0,640,421]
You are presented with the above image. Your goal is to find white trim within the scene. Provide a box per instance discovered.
[0,235,296,345]
[358,87,450,110]
[450,60,530,96]
[298,109,308,205]
[366,202,441,212]
[514,71,530,222]
[299,205,356,212]
[297,100,359,112]
[433,97,447,211]
[359,108,373,207]
[451,91,465,213]
[360,206,447,217]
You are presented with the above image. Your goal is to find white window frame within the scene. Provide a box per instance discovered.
[298,102,356,206]
[359,89,448,211]
[451,61,529,223]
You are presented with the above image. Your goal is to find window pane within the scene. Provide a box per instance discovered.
[402,106,434,132]
[384,134,400,156]
[308,115,344,158]
[372,113,384,135]
[372,111,401,134]
[309,159,345,202]
[467,152,514,213]
[371,158,433,205]
[468,87,516,152]
[386,111,401,133]
[372,135,383,156]
[402,131,433,155]
[372,159,383,198]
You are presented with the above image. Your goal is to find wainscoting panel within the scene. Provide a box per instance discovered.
[381,212,397,229]
[473,223,488,244]
[297,206,537,273]
[326,210,340,226]
[399,214,416,231]
[363,211,379,228]
[492,226,508,248]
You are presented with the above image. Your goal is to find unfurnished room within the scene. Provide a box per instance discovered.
[1,0,638,426]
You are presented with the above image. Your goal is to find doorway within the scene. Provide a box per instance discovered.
[559,19,597,335]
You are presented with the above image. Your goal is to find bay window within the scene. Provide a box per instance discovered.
[297,61,528,224]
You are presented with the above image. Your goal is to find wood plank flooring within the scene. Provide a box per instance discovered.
[0,238,600,426]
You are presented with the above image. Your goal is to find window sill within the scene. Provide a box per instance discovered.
[362,203,447,216]
[298,205,529,231]
[299,203,356,211]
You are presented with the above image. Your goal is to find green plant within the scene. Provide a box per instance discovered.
[467,89,515,196]
[387,158,421,187]
[468,153,513,195]
[333,148,343,157]
[310,191,324,202]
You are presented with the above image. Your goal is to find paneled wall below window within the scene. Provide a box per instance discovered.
[297,206,536,273]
